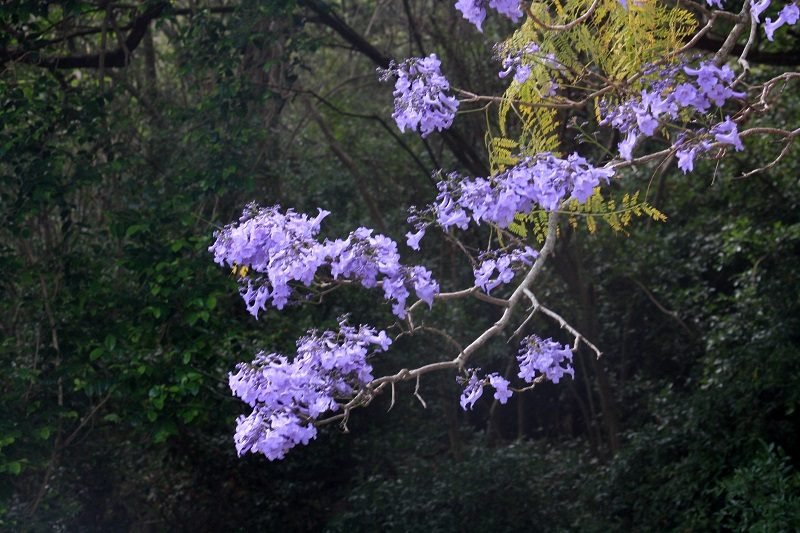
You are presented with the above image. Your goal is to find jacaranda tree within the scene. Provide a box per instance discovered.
[211,0,800,460]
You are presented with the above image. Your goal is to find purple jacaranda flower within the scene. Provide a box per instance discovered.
[641,89,678,119]
[474,259,500,293]
[672,83,699,107]
[684,64,719,94]
[712,117,744,151]
[784,2,800,23]
[602,60,745,164]
[497,43,551,86]
[619,130,638,161]
[410,265,439,307]
[382,54,459,138]
[636,111,659,136]
[210,204,330,317]
[765,17,782,39]
[459,370,485,410]
[437,201,471,230]
[231,318,392,459]
[455,0,487,30]
[213,204,440,319]
[705,83,729,107]
[514,64,532,83]
[675,141,713,174]
[517,335,575,384]
[751,0,771,21]
[489,0,523,21]
[405,227,426,250]
[676,147,697,174]
[765,3,800,40]
[473,247,538,294]
[432,152,613,227]
[456,0,522,31]
[488,374,513,404]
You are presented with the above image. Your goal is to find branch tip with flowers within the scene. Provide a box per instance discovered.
[212,0,800,460]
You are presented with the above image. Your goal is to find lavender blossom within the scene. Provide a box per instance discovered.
[488,374,513,404]
[459,370,485,410]
[602,61,744,162]
[455,0,522,31]
[711,117,744,151]
[405,227,426,250]
[209,204,329,316]
[676,147,698,174]
[324,227,439,318]
[473,247,538,293]
[497,44,540,85]
[455,0,487,30]
[764,3,799,40]
[211,205,439,319]
[751,0,771,22]
[517,335,575,384]
[381,54,459,138]
[230,318,392,460]
[495,42,563,97]
[489,0,523,21]
[429,153,614,232]
[619,130,638,161]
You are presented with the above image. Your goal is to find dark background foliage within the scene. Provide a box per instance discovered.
[1,0,799,530]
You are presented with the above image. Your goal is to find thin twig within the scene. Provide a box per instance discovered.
[524,0,602,32]
[61,391,114,449]
[630,279,695,337]
[414,375,427,408]
[387,381,396,412]
[522,289,603,358]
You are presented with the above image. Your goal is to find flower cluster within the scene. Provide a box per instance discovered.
[673,115,745,173]
[455,0,523,32]
[458,369,512,410]
[210,204,438,319]
[500,57,531,85]
[601,61,745,162]
[325,228,439,317]
[430,153,614,231]
[209,204,330,315]
[403,154,612,251]
[380,54,459,138]
[674,139,712,174]
[496,43,558,85]
[230,318,391,460]
[473,246,538,294]
[517,335,575,384]
[622,0,798,37]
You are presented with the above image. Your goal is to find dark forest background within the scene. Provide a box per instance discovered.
[1,0,799,530]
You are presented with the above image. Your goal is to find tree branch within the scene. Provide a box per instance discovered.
[299,0,489,175]
[2,2,167,69]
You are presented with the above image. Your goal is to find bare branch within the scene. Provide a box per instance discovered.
[524,0,602,32]
[630,279,696,337]
[414,375,427,408]
[522,288,603,359]
[1,2,168,69]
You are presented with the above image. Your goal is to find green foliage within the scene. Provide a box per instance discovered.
[327,438,600,532]
[509,188,667,240]
[714,443,800,531]
[0,0,317,526]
